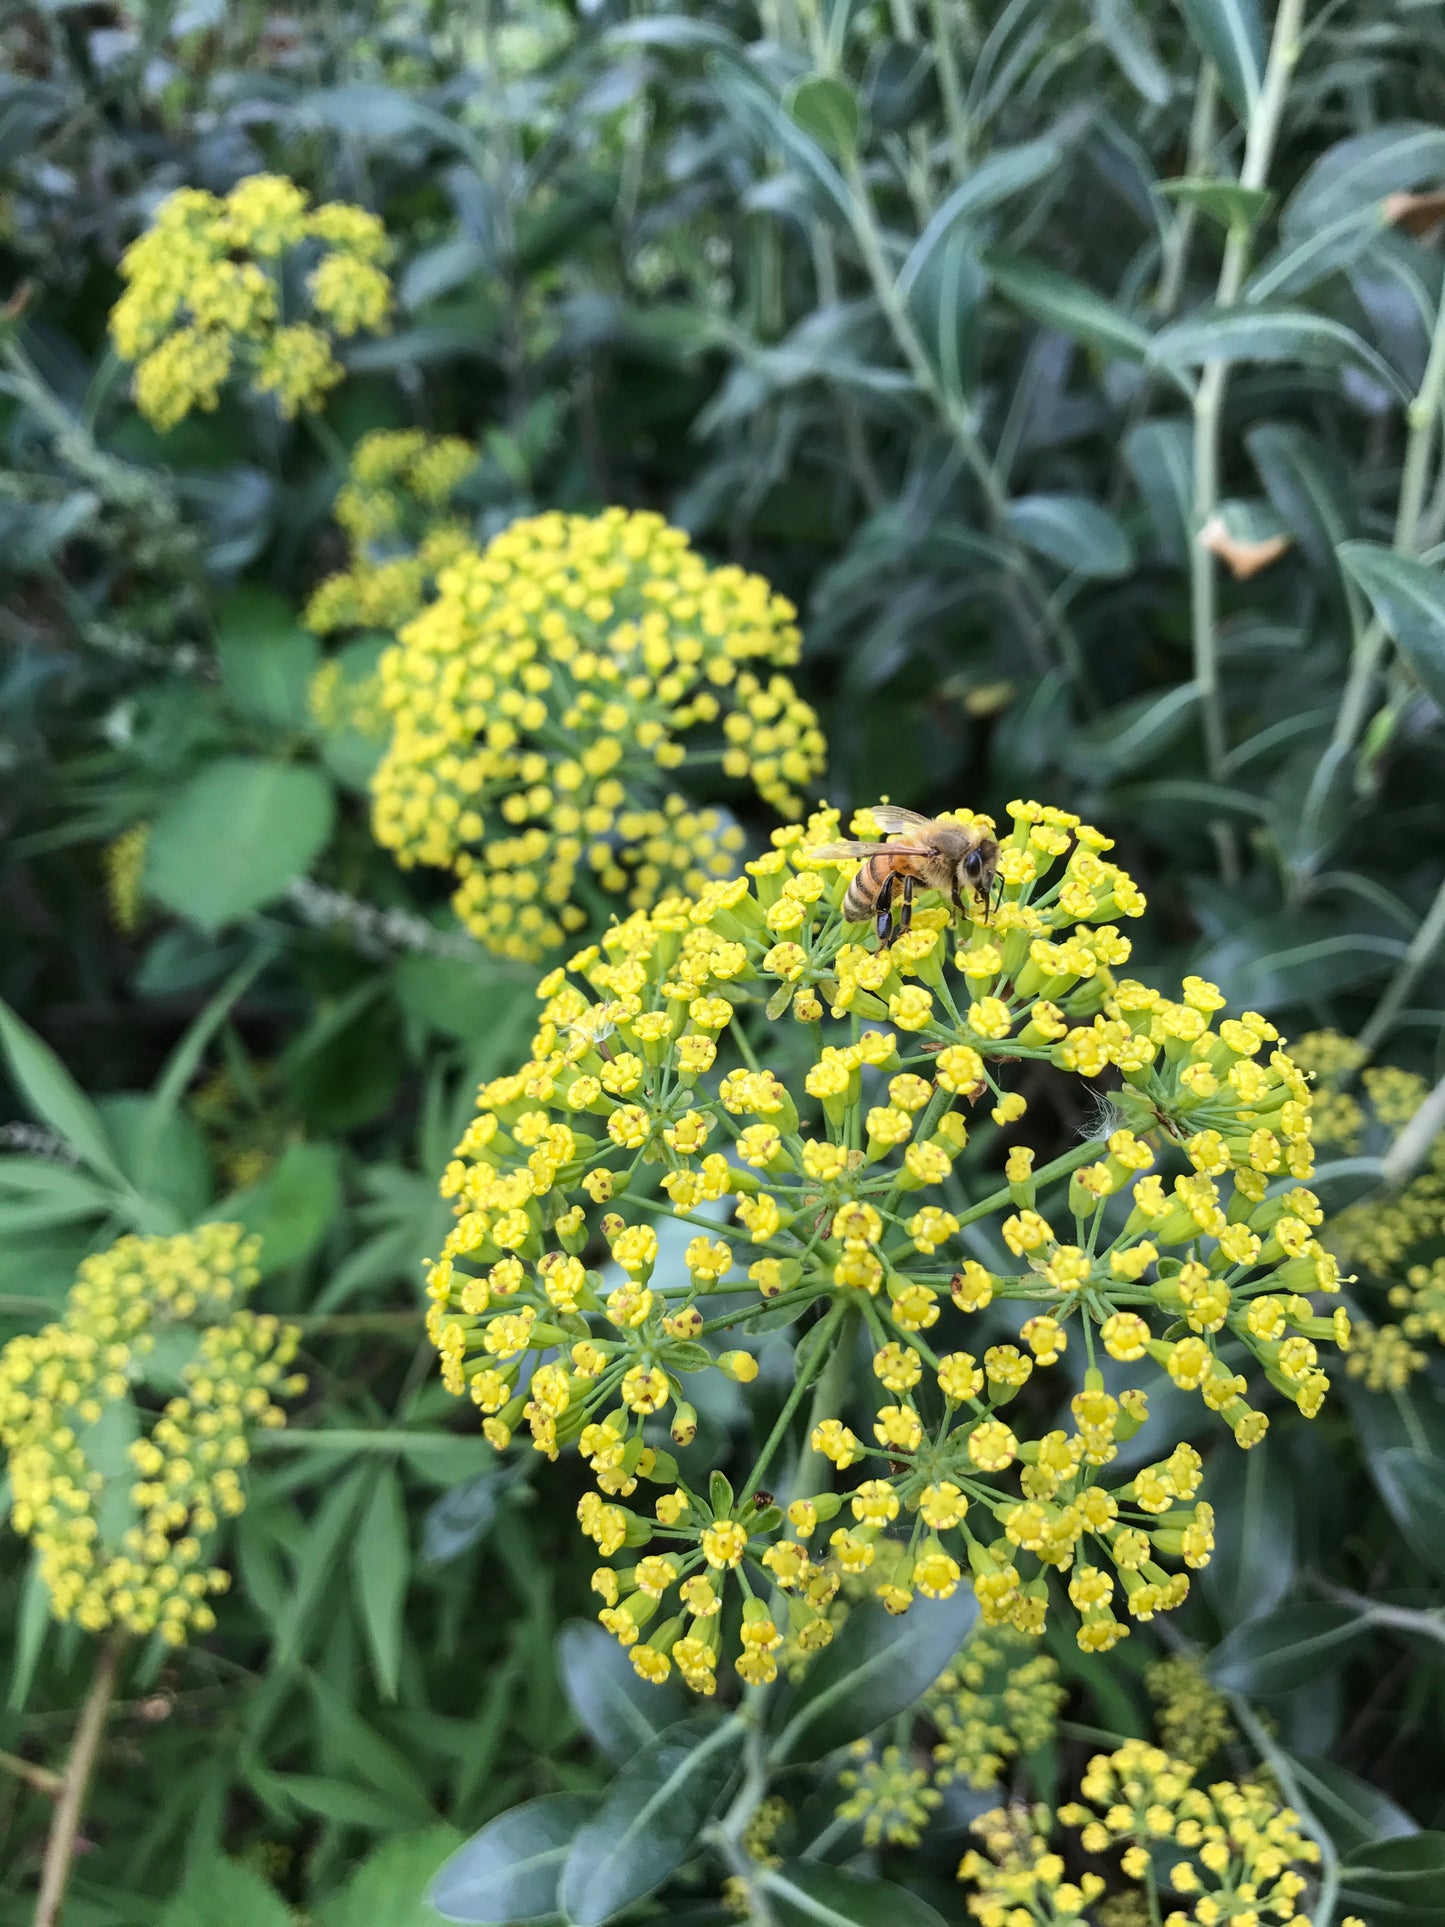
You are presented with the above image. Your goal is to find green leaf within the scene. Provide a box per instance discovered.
[903,226,985,405]
[1151,306,1410,399]
[158,1855,293,1927]
[256,1769,411,1830]
[224,1139,341,1273]
[899,142,1061,298]
[1004,494,1133,578]
[431,1793,595,1924]
[557,1620,689,1763]
[352,1463,410,1699]
[320,1828,461,1927]
[1286,123,1445,238]
[7,1555,51,1711]
[987,253,1152,362]
[1159,178,1271,229]
[1340,1833,1445,1925]
[146,758,336,933]
[0,996,125,1187]
[772,1592,976,1765]
[761,1863,950,1927]
[559,1715,741,1926]
[1122,418,1193,562]
[97,1093,210,1229]
[217,587,321,730]
[271,1465,371,1668]
[1283,1755,1419,1858]
[1091,0,1172,107]
[1205,1602,1363,1695]
[786,75,861,160]
[1338,542,1445,711]
[1172,0,1264,120]
[1199,1437,1297,1625]
[1370,1447,1445,1580]
[1246,422,1363,578]
[1065,684,1201,780]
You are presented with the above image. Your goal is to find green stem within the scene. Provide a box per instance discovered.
[1189,0,1306,886]
[34,1631,124,1927]
[928,0,971,173]
[786,1302,860,1506]
[1227,1692,1340,1927]
[1331,279,1445,757]
[738,1303,842,1505]
[1356,869,1445,1058]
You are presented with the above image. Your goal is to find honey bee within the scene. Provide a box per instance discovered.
[806,805,1000,948]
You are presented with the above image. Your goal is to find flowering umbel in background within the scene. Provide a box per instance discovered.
[419,799,1348,1691]
[109,175,394,430]
[371,507,827,962]
[0,1225,303,1644]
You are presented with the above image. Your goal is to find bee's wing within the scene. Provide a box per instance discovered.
[865,805,935,834]
[804,839,909,860]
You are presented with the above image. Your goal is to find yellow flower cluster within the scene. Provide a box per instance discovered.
[422,798,1346,1688]
[308,657,390,740]
[304,429,478,637]
[103,821,150,933]
[109,175,393,430]
[928,1627,1065,1789]
[963,1742,1334,1926]
[371,508,825,961]
[1298,1031,1444,1387]
[835,1740,942,1847]
[0,1226,303,1643]
[1145,1655,1236,1769]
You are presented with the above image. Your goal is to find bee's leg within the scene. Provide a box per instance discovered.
[897,872,915,937]
[875,873,897,948]
[988,871,1004,921]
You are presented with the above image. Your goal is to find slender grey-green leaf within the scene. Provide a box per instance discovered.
[1339,1833,1445,1926]
[1152,306,1411,399]
[0,996,124,1187]
[1285,122,1445,238]
[1339,542,1445,711]
[987,253,1152,361]
[1004,493,1133,578]
[1206,1602,1363,1695]
[1122,418,1193,562]
[899,141,1061,299]
[1172,0,1264,120]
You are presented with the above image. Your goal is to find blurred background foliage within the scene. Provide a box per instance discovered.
[2,0,1445,1921]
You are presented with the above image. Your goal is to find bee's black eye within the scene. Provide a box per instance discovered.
[964,851,983,879]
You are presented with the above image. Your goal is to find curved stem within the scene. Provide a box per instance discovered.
[34,1631,124,1927]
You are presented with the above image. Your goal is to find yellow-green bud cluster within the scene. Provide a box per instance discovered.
[835,1741,942,1847]
[928,1627,1065,1789]
[0,1225,303,1644]
[304,429,479,638]
[421,797,1345,1688]
[371,507,825,961]
[1145,1655,1236,1769]
[103,821,150,934]
[109,175,393,430]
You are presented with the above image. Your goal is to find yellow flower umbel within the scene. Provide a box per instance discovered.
[0,1225,303,1644]
[1298,1031,1444,1387]
[835,1740,942,1847]
[1145,1655,1236,1769]
[963,1742,1326,1924]
[928,1627,1066,1789]
[103,821,150,933]
[420,799,1346,1688]
[304,428,479,638]
[371,508,825,961]
[109,175,393,430]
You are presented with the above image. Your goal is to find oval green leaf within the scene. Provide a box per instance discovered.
[771,1591,976,1765]
[146,758,336,934]
[786,75,861,160]
[761,1862,950,1927]
[557,1621,689,1764]
[559,1715,740,1927]
[430,1792,594,1925]
[1004,493,1133,578]
[1340,1831,1445,1925]
[1205,1601,1362,1696]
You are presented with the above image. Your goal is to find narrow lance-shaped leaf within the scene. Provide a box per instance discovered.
[1172,0,1265,121]
[430,1793,595,1925]
[1151,307,1411,401]
[986,252,1153,364]
[761,1862,952,1927]
[1339,542,1445,712]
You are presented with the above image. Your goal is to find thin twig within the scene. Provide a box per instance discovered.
[1227,1693,1340,1927]
[0,1749,62,1800]
[34,1631,124,1927]
[1357,871,1445,1059]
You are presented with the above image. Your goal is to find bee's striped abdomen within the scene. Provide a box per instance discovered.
[843,854,895,923]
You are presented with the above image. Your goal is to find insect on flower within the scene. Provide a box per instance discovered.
[805,805,1000,947]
